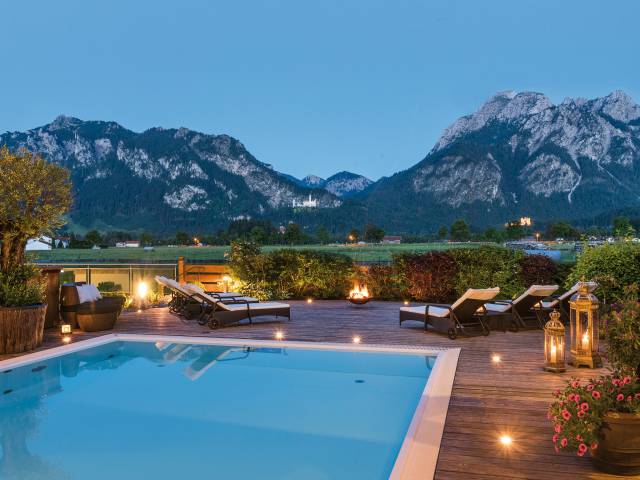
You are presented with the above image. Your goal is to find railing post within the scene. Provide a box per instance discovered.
[178,256,186,285]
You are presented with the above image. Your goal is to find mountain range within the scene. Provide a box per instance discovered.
[2,90,639,235]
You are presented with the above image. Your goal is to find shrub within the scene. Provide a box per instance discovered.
[448,247,524,299]
[228,241,353,300]
[519,254,558,286]
[568,243,640,303]
[605,284,640,377]
[365,264,408,300]
[98,281,122,292]
[0,264,45,307]
[396,252,458,302]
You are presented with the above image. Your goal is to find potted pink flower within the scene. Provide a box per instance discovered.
[549,285,640,475]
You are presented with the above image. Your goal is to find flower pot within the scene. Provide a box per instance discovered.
[592,411,640,475]
[0,304,47,354]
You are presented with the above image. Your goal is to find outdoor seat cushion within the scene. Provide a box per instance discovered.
[539,300,558,309]
[220,301,289,312]
[399,305,450,318]
[76,298,122,314]
[484,303,511,313]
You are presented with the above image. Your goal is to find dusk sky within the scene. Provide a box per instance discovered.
[1,0,638,180]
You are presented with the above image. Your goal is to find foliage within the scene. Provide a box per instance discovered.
[605,285,640,376]
[0,264,45,307]
[283,223,307,245]
[437,226,447,241]
[228,241,353,300]
[364,223,385,243]
[548,376,640,457]
[612,216,636,239]
[448,247,524,299]
[174,231,190,245]
[97,281,122,292]
[347,229,359,243]
[397,252,458,302]
[519,254,558,286]
[449,219,470,242]
[568,243,640,303]
[545,221,580,240]
[0,146,72,272]
[84,230,102,246]
[364,264,408,300]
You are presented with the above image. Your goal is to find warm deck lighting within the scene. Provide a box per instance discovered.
[137,309,142,313]
[352,336,361,344]
[499,435,513,446]
[307,298,313,304]
[275,330,284,340]
[403,300,409,305]
[60,323,72,335]
[62,336,72,344]
[137,281,148,300]
[492,354,501,363]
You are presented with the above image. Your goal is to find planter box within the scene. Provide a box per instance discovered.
[0,304,47,354]
[593,411,640,476]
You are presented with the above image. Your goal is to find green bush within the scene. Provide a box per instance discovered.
[519,254,558,286]
[395,252,458,302]
[98,281,122,292]
[568,243,640,303]
[365,264,408,300]
[0,264,45,307]
[448,247,524,299]
[228,241,353,300]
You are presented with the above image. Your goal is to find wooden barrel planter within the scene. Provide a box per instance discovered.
[593,411,640,475]
[0,304,47,354]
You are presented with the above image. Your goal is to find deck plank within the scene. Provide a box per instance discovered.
[0,300,625,479]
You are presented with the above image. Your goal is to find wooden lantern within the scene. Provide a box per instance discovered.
[543,310,565,372]
[569,282,602,368]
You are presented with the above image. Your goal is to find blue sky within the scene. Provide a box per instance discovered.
[1,0,638,180]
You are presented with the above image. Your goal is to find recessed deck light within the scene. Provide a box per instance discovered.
[492,355,501,363]
[275,330,284,340]
[499,435,513,446]
[352,336,361,344]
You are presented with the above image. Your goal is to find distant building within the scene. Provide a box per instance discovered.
[382,235,402,244]
[292,195,318,208]
[26,236,52,251]
[506,217,533,228]
[116,240,140,248]
[54,237,70,248]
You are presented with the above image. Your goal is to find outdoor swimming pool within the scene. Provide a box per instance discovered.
[0,336,458,479]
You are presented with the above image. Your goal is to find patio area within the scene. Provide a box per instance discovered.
[2,300,624,479]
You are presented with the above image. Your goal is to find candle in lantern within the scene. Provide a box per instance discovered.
[581,332,590,351]
[550,342,557,364]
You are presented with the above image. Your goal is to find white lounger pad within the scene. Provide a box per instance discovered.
[400,306,449,318]
[221,301,289,311]
[484,303,512,313]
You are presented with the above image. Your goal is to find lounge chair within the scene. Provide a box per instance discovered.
[539,281,598,323]
[186,289,290,329]
[484,284,559,330]
[155,276,202,318]
[182,283,258,305]
[399,288,500,339]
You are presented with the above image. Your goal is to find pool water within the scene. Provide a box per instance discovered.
[0,341,434,479]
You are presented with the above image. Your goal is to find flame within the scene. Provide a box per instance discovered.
[349,283,370,299]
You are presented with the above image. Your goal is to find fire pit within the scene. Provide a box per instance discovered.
[348,283,371,305]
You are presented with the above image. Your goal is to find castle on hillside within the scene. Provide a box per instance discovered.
[292,194,318,208]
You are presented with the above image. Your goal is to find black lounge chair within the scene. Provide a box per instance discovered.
[186,289,290,329]
[484,284,559,330]
[399,287,500,339]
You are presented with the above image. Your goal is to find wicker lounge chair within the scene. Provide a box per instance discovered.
[399,287,500,339]
[538,281,598,323]
[484,284,559,330]
[186,289,290,329]
[155,276,202,318]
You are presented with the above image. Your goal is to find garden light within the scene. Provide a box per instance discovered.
[137,281,149,300]
[492,355,501,363]
[307,298,313,304]
[543,310,566,373]
[569,282,602,368]
[352,336,361,344]
[275,330,284,340]
[499,435,513,446]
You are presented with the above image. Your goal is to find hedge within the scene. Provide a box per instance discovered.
[568,243,640,303]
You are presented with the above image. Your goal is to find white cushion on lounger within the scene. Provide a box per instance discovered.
[221,301,289,311]
[484,303,511,313]
[450,287,500,310]
[539,300,558,309]
[399,306,450,318]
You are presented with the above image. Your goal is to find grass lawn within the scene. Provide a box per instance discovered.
[30,242,577,263]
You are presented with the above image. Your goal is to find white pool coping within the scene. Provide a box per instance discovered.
[1,334,461,480]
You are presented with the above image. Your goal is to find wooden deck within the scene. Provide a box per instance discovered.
[2,300,627,479]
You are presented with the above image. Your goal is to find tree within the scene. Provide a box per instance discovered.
[139,232,154,246]
[84,230,102,247]
[449,219,470,242]
[174,231,189,245]
[437,226,448,241]
[483,227,505,243]
[364,223,385,243]
[347,229,360,243]
[545,221,580,240]
[0,146,72,271]
[249,226,268,245]
[612,216,636,239]
[283,223,305,245]
[505,223,524,240]
[316,226,332,245]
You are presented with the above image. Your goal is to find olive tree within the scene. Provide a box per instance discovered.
[0,146,72,272]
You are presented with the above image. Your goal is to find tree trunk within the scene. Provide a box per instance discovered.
[0,304,47,354]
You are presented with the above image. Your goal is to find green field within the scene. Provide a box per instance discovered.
[30,242,577,263]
